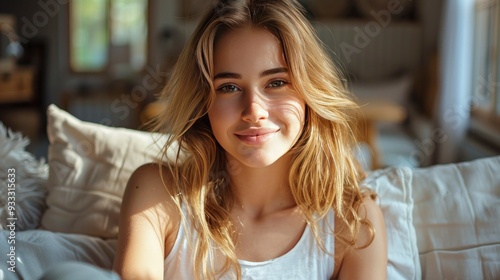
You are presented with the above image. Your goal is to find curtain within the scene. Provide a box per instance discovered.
[435,0,475,163]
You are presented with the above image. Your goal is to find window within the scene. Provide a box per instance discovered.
[471,0,500,121]
[468,0,500,150]
[69,0,149,73]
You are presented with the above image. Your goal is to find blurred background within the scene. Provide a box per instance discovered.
[0,0,498,170]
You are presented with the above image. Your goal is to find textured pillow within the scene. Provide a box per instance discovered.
[0,122,48,231]
[362,167,421,280]
[41,105,175,238]
[411,156,500,279]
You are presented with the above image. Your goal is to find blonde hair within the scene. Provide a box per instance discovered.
[153,0,372,279]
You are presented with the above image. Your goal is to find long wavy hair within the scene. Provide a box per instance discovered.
[153,0,372,279]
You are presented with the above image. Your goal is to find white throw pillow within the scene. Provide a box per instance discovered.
[411,156,500,279]
[363,167,421,280]
[0,122,48,231]
[41,105,174,238]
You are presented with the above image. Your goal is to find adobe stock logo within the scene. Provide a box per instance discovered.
[18,0,69,43]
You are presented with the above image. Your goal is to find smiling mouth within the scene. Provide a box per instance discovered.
[234,129,279,145]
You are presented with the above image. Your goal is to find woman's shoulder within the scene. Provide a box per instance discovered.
[333,196,387,279]
[122,162,181,227]
[114,163,181,277]
[127,162,179,197]
[129,162,173,182]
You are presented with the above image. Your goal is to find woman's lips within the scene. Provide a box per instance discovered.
[234,128,279,145]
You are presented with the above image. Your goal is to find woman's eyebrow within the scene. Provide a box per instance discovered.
[260,67,288,77]
[213,67,288,80]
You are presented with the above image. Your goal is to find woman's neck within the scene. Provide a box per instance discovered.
[227,154,297,219]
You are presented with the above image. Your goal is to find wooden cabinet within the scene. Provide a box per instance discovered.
[0,67,35,103]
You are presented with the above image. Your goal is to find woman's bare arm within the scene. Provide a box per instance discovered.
[113,163,180,280]
[337,197,388,280]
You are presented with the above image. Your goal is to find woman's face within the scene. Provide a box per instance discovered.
[208,26,306,168]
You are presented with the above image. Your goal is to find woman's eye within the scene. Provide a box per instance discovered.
[217,84,240,93]
[268,80,287,88]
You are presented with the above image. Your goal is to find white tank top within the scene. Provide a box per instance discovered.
[164,208,335,279]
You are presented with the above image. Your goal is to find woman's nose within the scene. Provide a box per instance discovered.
[241,89,269,123]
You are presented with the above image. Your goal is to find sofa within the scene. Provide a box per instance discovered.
[0,104,499,280]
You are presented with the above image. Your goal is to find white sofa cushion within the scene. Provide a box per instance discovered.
[411,156,500,279]
[41,105,171,238]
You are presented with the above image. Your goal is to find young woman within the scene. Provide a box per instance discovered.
[113,0,387,279]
